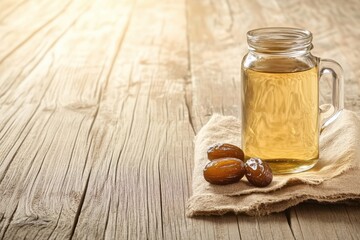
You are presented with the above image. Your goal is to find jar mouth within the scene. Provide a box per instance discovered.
[247,27,313,54]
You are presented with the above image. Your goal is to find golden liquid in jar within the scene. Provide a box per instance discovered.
[242,64,319,174]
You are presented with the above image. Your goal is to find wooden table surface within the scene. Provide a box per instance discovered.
[1,0,360,239]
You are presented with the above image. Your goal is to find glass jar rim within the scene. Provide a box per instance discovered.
[247,27,313,54]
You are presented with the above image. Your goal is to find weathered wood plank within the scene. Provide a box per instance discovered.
[237,213,296,240]
[70,0,245,238]
[0,0,73,63]
[289,204,360,240]
[0,0,92,101]
[0,0,135,238]
[0,0,29,21]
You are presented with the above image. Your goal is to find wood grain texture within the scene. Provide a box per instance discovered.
[289,203,360,240]
[0,0,359,239]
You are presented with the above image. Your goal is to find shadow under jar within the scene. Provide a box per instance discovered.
[241,27,344,174]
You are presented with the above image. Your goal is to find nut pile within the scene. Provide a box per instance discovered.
[203,143,273,187]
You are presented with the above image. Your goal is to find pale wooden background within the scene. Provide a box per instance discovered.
[0,0,359,239]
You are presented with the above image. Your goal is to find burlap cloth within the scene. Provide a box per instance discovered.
[186,109,360,216]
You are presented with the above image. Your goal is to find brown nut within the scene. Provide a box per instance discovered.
[207,143,244,161]
[245,158,273,187]
[203,158,245,185]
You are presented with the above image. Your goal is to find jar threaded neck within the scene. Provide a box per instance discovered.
[247,27,313,55]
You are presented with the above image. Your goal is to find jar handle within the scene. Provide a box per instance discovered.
[319,59,344,133]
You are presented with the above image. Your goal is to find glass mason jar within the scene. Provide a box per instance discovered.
[241,27,344,174]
